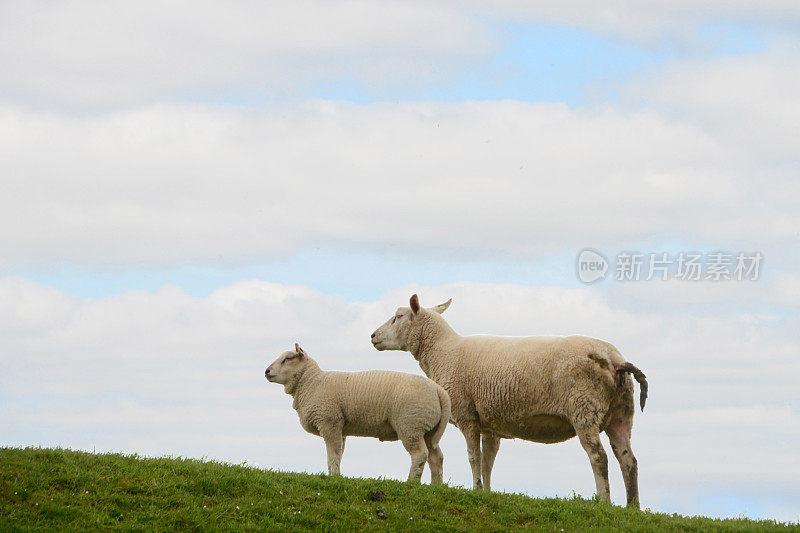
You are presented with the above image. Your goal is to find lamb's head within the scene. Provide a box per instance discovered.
[371,294,452,355]
[265,343,313,393]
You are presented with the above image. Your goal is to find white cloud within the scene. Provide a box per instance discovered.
[2,2,798,109]
[1,278,798,519]
[2,99,797,268]
[0,1,489,109]
[772,274,800,307]
[626,46,800,162]
[467,1,800,40]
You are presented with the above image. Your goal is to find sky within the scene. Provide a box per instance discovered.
[1,0,799,523]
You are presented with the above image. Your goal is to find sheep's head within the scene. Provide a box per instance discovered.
[265,343,312,392]
[371,294,451,355]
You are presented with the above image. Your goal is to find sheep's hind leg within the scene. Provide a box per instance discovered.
[480,433,501,491]
[459,424,483,490]
[423,433,444,485]
[400,434,428,483]
[576,428,611,503]
[606,418,639,508]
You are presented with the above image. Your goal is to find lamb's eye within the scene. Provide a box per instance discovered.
[280,358,287,365]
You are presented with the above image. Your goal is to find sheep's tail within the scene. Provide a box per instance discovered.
[428,386,452,445]
[619,362,648,411]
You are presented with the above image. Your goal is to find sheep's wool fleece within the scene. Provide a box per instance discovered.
[419,332,632,442]
[292,361,448,441]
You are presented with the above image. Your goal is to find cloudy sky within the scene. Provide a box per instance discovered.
[1,0,799,523]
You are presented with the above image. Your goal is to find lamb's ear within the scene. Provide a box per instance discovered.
[409,294,421,314]
[433,298,452,314]
[294,343,307,358]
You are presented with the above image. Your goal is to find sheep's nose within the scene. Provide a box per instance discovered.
[371,332,376,339]
[265,368,270,376]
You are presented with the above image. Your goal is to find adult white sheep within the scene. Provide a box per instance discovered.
[264,343,451,484]
[370,295,648,507]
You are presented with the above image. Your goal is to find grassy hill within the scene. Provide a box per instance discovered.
[1,447,796,532]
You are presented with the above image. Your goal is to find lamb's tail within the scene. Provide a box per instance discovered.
[428,386,452,445]
[619,362,648,411]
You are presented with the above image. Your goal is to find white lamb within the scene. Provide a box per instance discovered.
[370,295,648,507]
[264,343,451,484]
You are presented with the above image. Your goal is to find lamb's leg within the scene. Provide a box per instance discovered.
[577,429,611,503]
[424,433,444,485]
[320,425,344,476]
[480,433,501,491]
[400,434,428,483]
[606,419,639,508]
[459,424,483,490]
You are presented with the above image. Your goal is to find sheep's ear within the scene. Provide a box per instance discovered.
[294,343,307,358]
[433,298,452,314]
[409,294,421,314]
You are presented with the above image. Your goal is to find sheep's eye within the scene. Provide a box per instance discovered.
[280,358,287,365]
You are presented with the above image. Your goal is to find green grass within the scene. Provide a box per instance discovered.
[1,447,796,532]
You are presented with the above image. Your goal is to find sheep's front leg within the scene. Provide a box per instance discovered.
[459,424,483,490]
[481,433,501,491]
[319,424,345,476]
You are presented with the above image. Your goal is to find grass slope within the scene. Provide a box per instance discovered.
[1,447,796,532]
